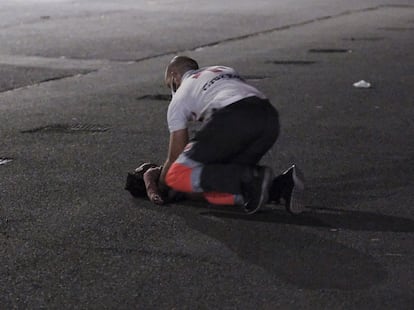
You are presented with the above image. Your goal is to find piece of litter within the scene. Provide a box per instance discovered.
[353,80,371,88]
[0,158,13,165]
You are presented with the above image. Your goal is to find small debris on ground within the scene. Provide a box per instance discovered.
[353,80,372,88]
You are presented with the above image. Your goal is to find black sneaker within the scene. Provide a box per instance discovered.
[243,166,273,215]
[281,165,305,214]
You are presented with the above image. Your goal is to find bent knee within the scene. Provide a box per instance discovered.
[165,162,193,193]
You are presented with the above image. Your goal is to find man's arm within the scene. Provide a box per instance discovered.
[159,128,189,190]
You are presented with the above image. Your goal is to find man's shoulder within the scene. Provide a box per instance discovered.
[185,65,236,79]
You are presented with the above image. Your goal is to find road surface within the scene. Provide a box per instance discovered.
[1,1,413,308]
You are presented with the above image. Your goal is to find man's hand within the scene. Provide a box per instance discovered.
[159,128,189,188]
[143,166,165,205]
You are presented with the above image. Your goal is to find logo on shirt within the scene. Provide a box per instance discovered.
[202,73,242,91]
[192,67,225,79]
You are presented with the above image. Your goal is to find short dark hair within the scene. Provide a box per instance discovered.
[169,56,199,74]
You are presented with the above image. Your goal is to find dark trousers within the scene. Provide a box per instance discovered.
[185,96,280,195]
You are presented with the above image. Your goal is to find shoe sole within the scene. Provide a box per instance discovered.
[245,167,273,215]
[287,166,305,215]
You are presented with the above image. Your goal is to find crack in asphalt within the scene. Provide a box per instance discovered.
[0,9,129,30]
[20,123,111,134]
[0,69,97,94]
[2,4,412,66]
[0,4,412,94]
[129,4,414,63]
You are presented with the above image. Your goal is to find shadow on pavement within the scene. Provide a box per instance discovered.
[198,205,414,233]
[155,203,394,290]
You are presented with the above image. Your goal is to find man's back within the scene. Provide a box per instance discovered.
[167,65,266,132]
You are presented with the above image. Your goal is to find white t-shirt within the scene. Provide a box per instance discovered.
[167,66,267,132]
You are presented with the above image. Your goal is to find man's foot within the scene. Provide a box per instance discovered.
[281,165,305,214]
[243,166,273,215]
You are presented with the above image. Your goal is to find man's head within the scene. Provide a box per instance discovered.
[165,56,199,93]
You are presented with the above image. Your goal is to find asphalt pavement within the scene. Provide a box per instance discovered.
[0,1,413,309]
